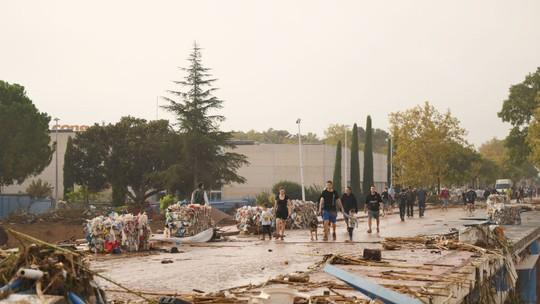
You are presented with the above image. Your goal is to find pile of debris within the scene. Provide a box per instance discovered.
[286,200,318,229]
[235,205,265,234]
[0,230,107,303]
[84,212,151,253]
[487,194,521,225]
[165,204,213,238]
[234,201,318,234]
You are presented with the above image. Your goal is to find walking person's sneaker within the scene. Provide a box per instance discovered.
[332,232,336,241]
[367,229,372,233]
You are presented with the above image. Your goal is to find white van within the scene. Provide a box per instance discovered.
[495,179,512,194]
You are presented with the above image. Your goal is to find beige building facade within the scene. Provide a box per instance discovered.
[222,143,388,199]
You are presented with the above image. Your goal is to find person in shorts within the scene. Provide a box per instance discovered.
[381,187,390,216]
[318,181,344,241]
[260,205,273,240]
[364,186,383,233]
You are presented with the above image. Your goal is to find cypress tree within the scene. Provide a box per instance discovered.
[387,137,391,186]
[363,116,374,195]
[350,124,362,207]
[63,136,75,196]
[332,141,342,194]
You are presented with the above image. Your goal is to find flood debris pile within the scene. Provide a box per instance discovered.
[286,200,318,230]
[165,204,213,238]
[487,194,521,225]
[235,201,318,234]
[85,212,152,253]
[235,206,264,234]
[0,231,107,303]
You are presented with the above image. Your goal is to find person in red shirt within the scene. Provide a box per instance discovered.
[440,187,450,211]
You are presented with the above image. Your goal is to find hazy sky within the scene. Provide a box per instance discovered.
[2,1,540,146]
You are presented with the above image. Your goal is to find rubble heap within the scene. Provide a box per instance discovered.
[234,200,318,234]
[84,212,151,253]
[165,204,213,237]
[0,232,106,303]
[487,194,521,225]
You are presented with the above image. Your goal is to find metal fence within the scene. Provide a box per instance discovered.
[0,195,53,219]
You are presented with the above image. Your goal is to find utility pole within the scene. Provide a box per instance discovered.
[54,118,60,203]
[344,127,348,187]
[296,118,306,201]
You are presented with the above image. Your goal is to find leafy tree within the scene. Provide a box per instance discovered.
[26,179,53,199]
[70,125,109,204]
[350,123,362,206]
[163,42,248,195]
[63,136,75,196]
[362,116,374,194]
[389,102,467,191]
[332,141,342,193]
[526,108,540,169]
[498,67,540,165]
[480,137,537,181]
[305,184,324,202]
[0,81,53,189]
[271,180,302,199]
[255,190,275,206]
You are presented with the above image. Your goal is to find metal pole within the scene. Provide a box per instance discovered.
[54,118,60,202]
[344,127,348,187]
[296,119,306,201]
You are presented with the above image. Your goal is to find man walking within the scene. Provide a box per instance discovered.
[318,181,344,241]
[406,187,416,218]
[398,188,407,221]
[364,186,383,233]
[440,187,450,211]
[341,186,357,227]
[191,183,209,205]
[417,188,427,217]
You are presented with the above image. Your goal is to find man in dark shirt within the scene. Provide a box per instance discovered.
[318,180,344,241]
[417,188,427,217]
[341,186,357,227]
[398,189,408,221]
[406,187,416,217]
[364,186,383,233]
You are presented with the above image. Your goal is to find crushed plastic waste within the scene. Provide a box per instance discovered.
[165,204,213,238]
[487,195,521,225]
[235,200,318,234]
[84,212,151,253]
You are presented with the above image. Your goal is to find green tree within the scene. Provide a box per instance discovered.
[350,123,362,206]
[362,116,374,194]
[163,42,248,195]
[272,180,302,199]
[498,67,540,165]
[26,179,53,199]
[324,123,389,153]
[390,102,468,190]
[332,141,342,193]
[231,128,321,144]
[63,136,75,196]
[0,81,53,189]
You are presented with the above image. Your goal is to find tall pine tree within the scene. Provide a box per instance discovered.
[63,136,75,196]
[363,116,374,194]
[163,42,248,195]
[332,141,342,194]
[350,123,362,206]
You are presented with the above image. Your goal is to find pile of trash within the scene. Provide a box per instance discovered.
[286,200,318,229]
[165,204,213,238]
[487,195,521,225]
[234,201,318,234]
[84,212,152,253]
[0,230,107,303]
[235,206,266,234]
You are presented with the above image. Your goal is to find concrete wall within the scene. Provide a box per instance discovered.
[1,130,75,200]
[222,143,388,199]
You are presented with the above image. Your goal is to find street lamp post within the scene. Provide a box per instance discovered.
[389,136,393,187]
[296,119,306,201]
[54,118,60,203]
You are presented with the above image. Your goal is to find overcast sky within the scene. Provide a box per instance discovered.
[2,1,540,146]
